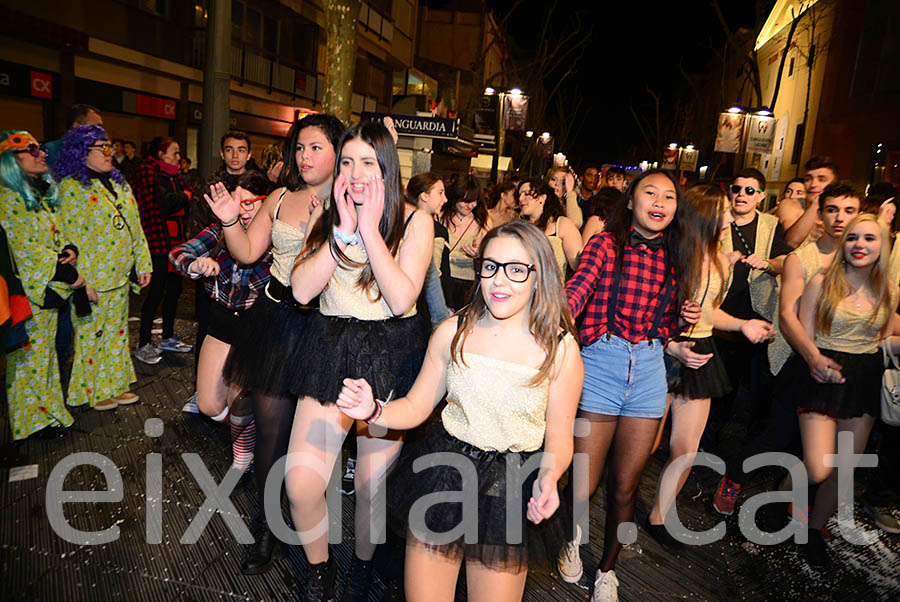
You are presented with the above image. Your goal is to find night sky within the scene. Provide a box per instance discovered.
[485,0,773,169]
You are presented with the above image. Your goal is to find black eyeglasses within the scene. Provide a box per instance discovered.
[13,143,48,158]
[730,184,763,196]
[474,258,535,283]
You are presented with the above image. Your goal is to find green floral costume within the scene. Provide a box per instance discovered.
[57,177,152,407]
[0,187,75,439]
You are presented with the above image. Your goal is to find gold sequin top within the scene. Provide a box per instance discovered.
[547,220,567,278]
[441,352,550,453]
[815,301,892,355]
[768,242,824,375]
[319,239,417,320]
[685,263,730,339]
[448,220,482,280]
[269,191,306,286]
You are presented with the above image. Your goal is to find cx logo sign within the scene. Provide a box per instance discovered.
[30,71,52,99]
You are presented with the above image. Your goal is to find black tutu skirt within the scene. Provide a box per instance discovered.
[222,290,313,399]
[386,422,571,573]
[288,311,428,405]
[670,336,732,399]
[789,348,883,419]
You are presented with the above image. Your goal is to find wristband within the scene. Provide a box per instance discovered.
[333,226,359,246]
[221,217,239,228]
[365,398,384,424]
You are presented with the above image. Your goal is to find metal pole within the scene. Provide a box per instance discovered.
[199,0,231,180]
[490,93,503,184]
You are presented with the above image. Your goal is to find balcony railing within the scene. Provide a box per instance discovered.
[192,34,322,103]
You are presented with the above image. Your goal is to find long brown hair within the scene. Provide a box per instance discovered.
[815,213,894,336]
[441,174,488,230]
[449,221,578,386]
[299,120,404,299]
[685,184,727,306]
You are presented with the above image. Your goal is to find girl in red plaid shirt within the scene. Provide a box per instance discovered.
[559,169,703,601]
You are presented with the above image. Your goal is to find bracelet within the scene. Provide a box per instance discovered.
[221,217,239,228]
[365,398,384,424]
[333,226,359,246]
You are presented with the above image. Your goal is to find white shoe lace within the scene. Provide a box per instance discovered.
[592,570,619,602]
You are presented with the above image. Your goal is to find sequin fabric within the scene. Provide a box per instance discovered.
[441,353,549,453]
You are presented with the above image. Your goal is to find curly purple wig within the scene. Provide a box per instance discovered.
[52,124,126,188]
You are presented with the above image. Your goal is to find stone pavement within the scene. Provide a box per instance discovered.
[1,298,899,601]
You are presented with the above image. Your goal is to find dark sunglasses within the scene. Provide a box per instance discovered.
[239,195,266,211]
[89,143,115,157]
[730,184,763,196]
[13,143,48,158]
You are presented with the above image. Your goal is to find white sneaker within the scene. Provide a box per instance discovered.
[557,524,583,583]
[592,569,619,602]
[134,344,162,365]
[158,336,192,353]
[182,391,199,413]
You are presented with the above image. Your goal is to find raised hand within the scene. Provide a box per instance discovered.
[563,171,576,196]
[333,174,357,237]
[204,182,239,224]
[358,174,385,237]
[527,475,559,524]
[336,377,377,421]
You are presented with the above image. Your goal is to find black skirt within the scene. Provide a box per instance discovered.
[444,276,475,312]
[288,310,428,405]
[670,336,732,400]
[790,348,883,419]
[387,422,571,573]
[205,302,249,346]
[222,289,313,399]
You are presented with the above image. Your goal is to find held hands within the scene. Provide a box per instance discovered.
[527,475,560,525]
[808,352,845,384]
[741,253,769,271]
[666,339,713,370]
[138,272,152,288]
[741,319,775,344]
[679,300,701,326]
[204,182,239,224]
[336,377,377,421]
[189,257,220,277]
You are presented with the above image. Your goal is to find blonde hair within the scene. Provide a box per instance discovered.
[450,221,577,386]
[815,213,894,336]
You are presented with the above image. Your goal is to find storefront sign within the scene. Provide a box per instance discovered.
[679,148,699,172]
[714,112,744,154]
[0,60,56,100]
[136,94,176,120]
[361,112,458,140]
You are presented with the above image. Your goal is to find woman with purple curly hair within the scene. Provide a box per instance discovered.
[55,124,153,411]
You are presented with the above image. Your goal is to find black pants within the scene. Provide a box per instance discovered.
[139,254,183,347]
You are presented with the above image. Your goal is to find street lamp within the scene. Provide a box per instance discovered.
[525,130,534,138]
[490,88,529,184]
[484,87,495,95]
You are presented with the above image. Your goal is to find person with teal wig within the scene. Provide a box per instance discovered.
[0,130,79,439]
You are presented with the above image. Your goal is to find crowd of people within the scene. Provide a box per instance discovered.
[1,103,899,602]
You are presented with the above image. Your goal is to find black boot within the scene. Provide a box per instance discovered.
[304,557,336,602]
[341,556,373,602]
[241,522,282,575]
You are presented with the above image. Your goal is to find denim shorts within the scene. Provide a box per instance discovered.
[580,334,667,418]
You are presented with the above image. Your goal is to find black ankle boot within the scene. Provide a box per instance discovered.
[240,523,282,575]
[341,556,373,602]
[304,557,336,602]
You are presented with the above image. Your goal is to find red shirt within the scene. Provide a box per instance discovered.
[567,231,680,346]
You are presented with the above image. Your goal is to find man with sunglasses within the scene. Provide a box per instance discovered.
[704,168,791,456]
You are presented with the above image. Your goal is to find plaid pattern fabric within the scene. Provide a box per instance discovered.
[132,161,169,255]
[566,231,679,345]
[168,224,272,312]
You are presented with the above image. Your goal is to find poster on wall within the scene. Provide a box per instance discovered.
[714,112,744,153]
[662,146,679,170]
[502,95,528,131]
[679,148,699,171]
[746,114,778,154]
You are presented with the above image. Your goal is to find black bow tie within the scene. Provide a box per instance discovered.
[630,230,664,251]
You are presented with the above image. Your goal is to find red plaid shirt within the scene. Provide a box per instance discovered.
[132,159,192,256]
[567,231,679,345]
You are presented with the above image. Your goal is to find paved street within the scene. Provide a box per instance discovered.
[1,291,899,601]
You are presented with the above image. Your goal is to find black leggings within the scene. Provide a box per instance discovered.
[139,254,183,346]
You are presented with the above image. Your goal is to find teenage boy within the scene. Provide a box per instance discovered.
[219,130,253,189]
[776,156,838,247]
[714,184,861,515]
[577,165,600,214]
[703,168,791,457]
[605,166,627,191]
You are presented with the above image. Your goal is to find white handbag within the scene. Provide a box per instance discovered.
[881,340,900,426]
